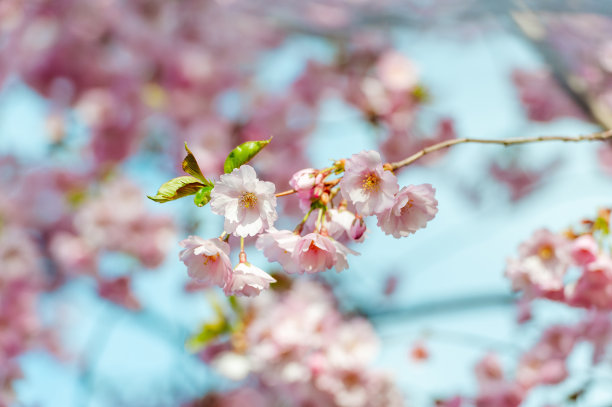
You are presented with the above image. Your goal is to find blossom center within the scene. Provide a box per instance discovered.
[203,254,218,266]
[240,192,258,209]
[400,199,414,215]
[308,241,321,253]
[538,245,554,260]
[361,172,380,192]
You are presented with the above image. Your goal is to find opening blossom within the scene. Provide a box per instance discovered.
[292,233,356,274]
[376,184,438,238]
[224,262,276,297]
[340,150,399,216]
[289,168,324,210]
[210,165,277,237]
[505,229,571,295]
[256,228,301,274]
[179,236,233,288]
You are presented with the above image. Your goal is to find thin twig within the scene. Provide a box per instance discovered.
[275,189,296,197]
[388,129,612,171]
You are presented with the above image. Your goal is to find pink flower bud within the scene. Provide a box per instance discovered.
[290,168,319,192]
[224,262,276,297]
[570,234,599,266]
[290,168,324,211]
[349,216,367,242]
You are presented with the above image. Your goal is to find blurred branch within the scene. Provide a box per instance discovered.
[511,9,612,129]
[241,0,612,36]
[363,292,515,322]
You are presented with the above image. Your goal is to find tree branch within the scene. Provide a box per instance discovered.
[388,129,612,171]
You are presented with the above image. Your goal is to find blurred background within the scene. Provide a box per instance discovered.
[1,1,612,406]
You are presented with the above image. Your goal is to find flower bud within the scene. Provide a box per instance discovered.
[349,216,367,242]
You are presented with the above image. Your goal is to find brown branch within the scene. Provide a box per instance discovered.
[275,189,296,197]
[388,129,612,171]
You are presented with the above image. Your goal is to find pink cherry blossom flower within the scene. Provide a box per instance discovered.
[224,262,276,297]
[474,353,525,407]
[579,312,612,363]
[210,165,278,237]
[512,69,585,122]
[292,233,337,274]
[567,255,612,310]
[376,184,438,238]
[49,232,96,276]
[325,209,366,243]
[255,228,301,274]
[340,150,398,216]
[0,227,42,281]
[505,229,571,296]
[179,236,232,288]
[570,234,599,266]
[97,276,141,310]
[376,51,419,92]
[516,325,577,388]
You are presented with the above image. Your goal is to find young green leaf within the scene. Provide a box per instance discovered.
[147,176,205,203]
[185,319,230,352]
[194,185,214,207]
[223,137,272,174]
[182,143,211,185]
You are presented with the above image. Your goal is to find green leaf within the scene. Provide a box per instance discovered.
[182,143,211,185]
[223,137,272,174]
[194,185,214,207]
[147,176,205,203]
[185,319,230,352]
[594,216,610,235]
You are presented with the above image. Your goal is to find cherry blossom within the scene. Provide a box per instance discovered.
[570,234,599,266]
[376,50,419,92]
[210,165,278,237]
[505,229,571,295]
[376,184,438,238]
[179,236,233,288]
[292,233,339,274]
[340,150,399,216]
[255,228,301,274]
[224,262,276,297]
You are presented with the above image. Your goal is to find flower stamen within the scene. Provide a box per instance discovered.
[361,172,380,192]
[538,245,554,260]
[203,254,218,266]
[240,192,258,209]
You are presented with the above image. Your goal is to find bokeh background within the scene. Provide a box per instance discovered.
[2,1,612,406]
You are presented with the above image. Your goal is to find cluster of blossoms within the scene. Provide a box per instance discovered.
[0,158,176,404]
[437,209,612,406]
[0,227,47,407]
[437,314,612,407]
[185,279,404,407]
[2,1,454,402]
[1,0,453,188]
[175,144,437,297]
[505,209,612,309]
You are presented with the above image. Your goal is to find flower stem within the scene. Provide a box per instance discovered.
[315,208,324,233]
[294,208,314,234]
